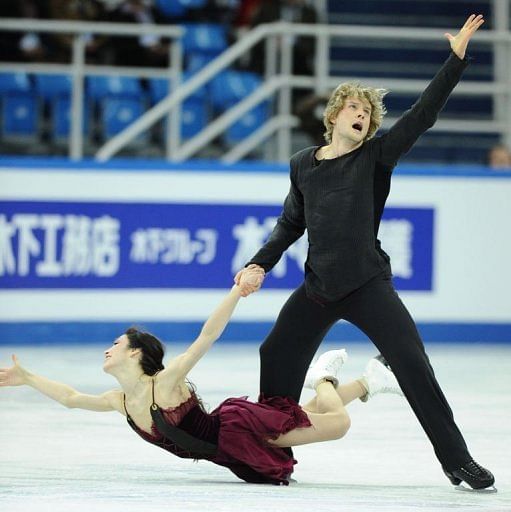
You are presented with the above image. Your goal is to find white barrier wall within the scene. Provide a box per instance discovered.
[0,161,510,342]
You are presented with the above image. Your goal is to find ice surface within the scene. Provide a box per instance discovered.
[1,342,510,512]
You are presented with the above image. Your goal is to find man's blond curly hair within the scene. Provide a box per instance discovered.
[323,82,388,143]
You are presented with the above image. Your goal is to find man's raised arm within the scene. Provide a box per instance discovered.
[375,14,484,168]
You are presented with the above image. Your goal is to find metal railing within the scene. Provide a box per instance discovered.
[1,17,510,163]
[0,19,184,160]
[97,21,511,162]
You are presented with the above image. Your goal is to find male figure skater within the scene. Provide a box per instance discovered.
[236,15,495,491]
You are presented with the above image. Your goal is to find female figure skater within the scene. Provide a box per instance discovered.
[0,266,401,485]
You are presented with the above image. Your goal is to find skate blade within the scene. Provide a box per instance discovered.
[455,484,498,493]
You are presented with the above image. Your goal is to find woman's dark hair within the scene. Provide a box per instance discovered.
[125,327,165,376]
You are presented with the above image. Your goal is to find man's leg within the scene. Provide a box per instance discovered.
[259,284,340,402]
[342,275,472,470]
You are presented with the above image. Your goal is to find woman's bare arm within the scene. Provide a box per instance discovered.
[0,355,121,412]
[164,285,244,381]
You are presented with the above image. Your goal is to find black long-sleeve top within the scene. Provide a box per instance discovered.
[248,52,469,302]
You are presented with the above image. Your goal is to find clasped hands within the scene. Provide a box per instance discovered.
[234,264,265,297]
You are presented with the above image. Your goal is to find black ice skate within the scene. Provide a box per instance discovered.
[444,459,497,493]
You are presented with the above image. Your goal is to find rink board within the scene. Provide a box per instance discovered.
[0,158,510,343]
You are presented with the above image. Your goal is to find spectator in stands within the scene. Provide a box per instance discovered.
[0,0,109,64]
[247,0,318,76]
[107,0,169,67]
[98,0,125,10]
[44,0,109,63]
[294,91,329,145]
[487,143,511,169]
[185,0,241,25]
[234,0,263,27]
[0,0,47,62]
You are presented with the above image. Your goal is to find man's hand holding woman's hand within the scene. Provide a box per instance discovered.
[235,264,266,297]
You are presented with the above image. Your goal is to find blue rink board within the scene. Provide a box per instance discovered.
[1,321,510,345]
[1,155,511,177]
[2,158,509,344]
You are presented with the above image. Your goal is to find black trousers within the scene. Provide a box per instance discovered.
[259,274,471,471]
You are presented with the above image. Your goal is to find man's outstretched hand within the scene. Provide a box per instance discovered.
[235,264,265,297]
[444,14,484,60]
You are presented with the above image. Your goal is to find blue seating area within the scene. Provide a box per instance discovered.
[148,75,208,139]
[182,23,229,74]
[0,67,269,153]
[0,65,498,163]
[87,75,147,141]
[0,72,38,140]
[0,5,504,163]
[225,102,269,144]
[155,0,208,19]
[87,75,142,99]
[182,23,228,56]
[0,20,269,155]
[34,74,72,100]
[51,96,88,140]
[210,70,262,109]
[34,74,88,140]
[208,70,270,143]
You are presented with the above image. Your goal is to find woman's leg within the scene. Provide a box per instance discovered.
[268,381,351,448]
[339,380,368,405]
[302,379,367,412]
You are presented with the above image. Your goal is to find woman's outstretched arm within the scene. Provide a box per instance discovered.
[166,268,264,380]
[167,285,243,380]
[0,354,120,412]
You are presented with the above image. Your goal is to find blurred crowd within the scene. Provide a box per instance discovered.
[0,0,321,157]
[3,1,508,167]
[0,0,318,73]
[487,143,511,170]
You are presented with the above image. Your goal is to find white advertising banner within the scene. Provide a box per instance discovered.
[0,164,510,331]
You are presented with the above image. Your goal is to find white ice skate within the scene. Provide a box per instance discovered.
[304,349,348,390]
[360,355,403,402]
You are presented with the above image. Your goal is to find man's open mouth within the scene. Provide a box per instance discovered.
[352,122,363,132]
